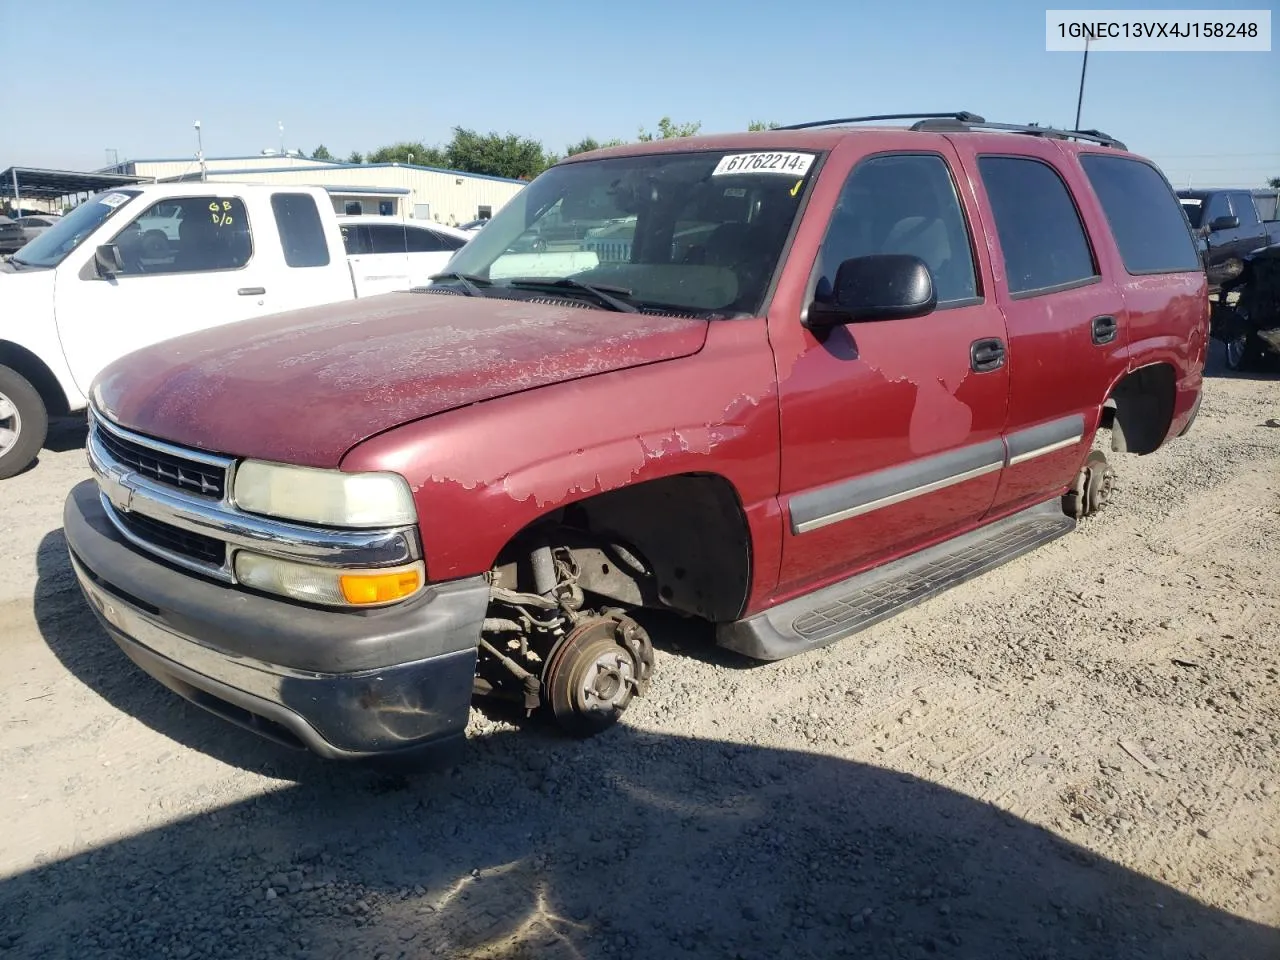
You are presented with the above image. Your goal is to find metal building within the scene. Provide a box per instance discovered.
[101,155,527,226]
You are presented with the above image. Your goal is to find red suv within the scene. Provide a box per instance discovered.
[64,112,1208,759]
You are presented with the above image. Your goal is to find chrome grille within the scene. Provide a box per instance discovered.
[91,415,229,499]
[86,405,422,586]
[113,509,227,566]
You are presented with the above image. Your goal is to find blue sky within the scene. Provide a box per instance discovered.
[4,0,1277,187]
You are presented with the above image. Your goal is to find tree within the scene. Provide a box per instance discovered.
[565,136,625,157]
[1269,176,1280,188]
[636,117,702,142]
[443,127,551,180]
[346,151,364,164]
[747,121,781,131]
[366,141,447,166]
[311,144,333,161]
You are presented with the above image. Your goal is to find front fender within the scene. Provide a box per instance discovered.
[0,268,81,412]
[343,320,782,584]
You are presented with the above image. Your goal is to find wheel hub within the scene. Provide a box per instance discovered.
[0,392,20,456]
[541,611,655,735]
[582,652,632,709]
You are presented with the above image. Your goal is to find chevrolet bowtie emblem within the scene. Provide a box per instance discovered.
[105,473,136,513]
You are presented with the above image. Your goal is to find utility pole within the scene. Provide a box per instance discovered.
[278,120,285,157]
[194,121,207,182]
[105,148,119,169]
[1074,35,1091,130]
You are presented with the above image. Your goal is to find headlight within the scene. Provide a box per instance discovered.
[234,552,425,607]
[233,460,416,528]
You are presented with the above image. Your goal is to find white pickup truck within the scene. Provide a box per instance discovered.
[0,183,470,478]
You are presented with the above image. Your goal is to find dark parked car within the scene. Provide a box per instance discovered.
[0,216,25,254]
[1177,188,1280,292]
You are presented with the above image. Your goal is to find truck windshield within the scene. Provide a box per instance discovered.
[10,190,141,269]
[442,149,821,316]
[1178,197,1204,228]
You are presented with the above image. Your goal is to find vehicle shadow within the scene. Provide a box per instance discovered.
[1,726,1274,960]
[43,416,88,453]
[32,528,334,781]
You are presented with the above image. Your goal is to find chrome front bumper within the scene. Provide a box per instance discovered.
[64,480,488,759]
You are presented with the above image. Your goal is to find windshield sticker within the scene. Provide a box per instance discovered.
[712,152,815,177]
[723,187,747,198]
[99,193,131,208]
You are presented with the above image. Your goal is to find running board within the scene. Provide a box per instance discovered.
[717,499,1075,661]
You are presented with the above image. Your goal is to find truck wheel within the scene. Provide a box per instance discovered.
[0,365,48,480]
[1063,450,1115,520]
[542,611,654,736]
[1224,331,1266,373]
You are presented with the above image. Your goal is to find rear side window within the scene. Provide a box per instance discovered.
[367,224,409,254]
[1256,194,1278,222]
[1079,156,1203,275]
[404,226,445,253]
[978,156,1097,296]
[271,193,330,268]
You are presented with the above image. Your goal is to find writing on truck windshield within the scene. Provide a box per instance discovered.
[442,150,821,316]
[10,190,141,269]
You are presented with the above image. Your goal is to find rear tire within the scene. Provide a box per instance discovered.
[0,365,48,480]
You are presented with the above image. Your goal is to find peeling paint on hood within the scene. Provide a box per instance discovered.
[93,292,710,467]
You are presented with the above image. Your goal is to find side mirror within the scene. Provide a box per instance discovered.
[94,244,124,278]
[807,254,937,328]
[1209,215,1240,232]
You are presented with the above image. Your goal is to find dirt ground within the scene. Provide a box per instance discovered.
[1,343,1277,960]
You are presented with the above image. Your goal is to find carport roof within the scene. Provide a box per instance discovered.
[1,166,152,201]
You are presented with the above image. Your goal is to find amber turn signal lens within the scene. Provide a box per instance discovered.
[339,568,424,605]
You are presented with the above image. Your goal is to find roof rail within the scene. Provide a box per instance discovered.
[776,111,985,131]
[910,117,1127,150]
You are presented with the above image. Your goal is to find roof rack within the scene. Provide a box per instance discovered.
[775,111,1126,150]
[777,111,986,131]
[909,118,1126,150]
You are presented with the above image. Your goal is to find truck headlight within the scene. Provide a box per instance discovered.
[234,552,425,607]
[232,460,416,528]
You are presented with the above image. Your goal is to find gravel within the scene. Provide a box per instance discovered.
[0,343,1277,959]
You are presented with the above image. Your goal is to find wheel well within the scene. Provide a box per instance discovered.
[1104,363,1176,455]
[0,341,70,419]
[493,473,753,623]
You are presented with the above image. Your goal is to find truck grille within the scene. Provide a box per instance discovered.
[113,508,228,566]
[93,417,228,499]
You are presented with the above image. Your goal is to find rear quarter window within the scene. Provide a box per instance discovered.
[271,193,331,268]
[1079,155,1202,275]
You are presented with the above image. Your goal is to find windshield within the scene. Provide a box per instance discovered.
[11,190,140,268]
[1178,197,1204,228]
[442,149,820,315]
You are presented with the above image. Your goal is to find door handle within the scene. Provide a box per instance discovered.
[1091,315,1118,345]
[970,338,1006,373]
[237,287,266,296]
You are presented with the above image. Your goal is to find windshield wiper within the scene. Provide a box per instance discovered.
[505,276,639,313]
[425,272,492,297]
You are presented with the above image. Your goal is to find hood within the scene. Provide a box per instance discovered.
[93,292,709,468]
